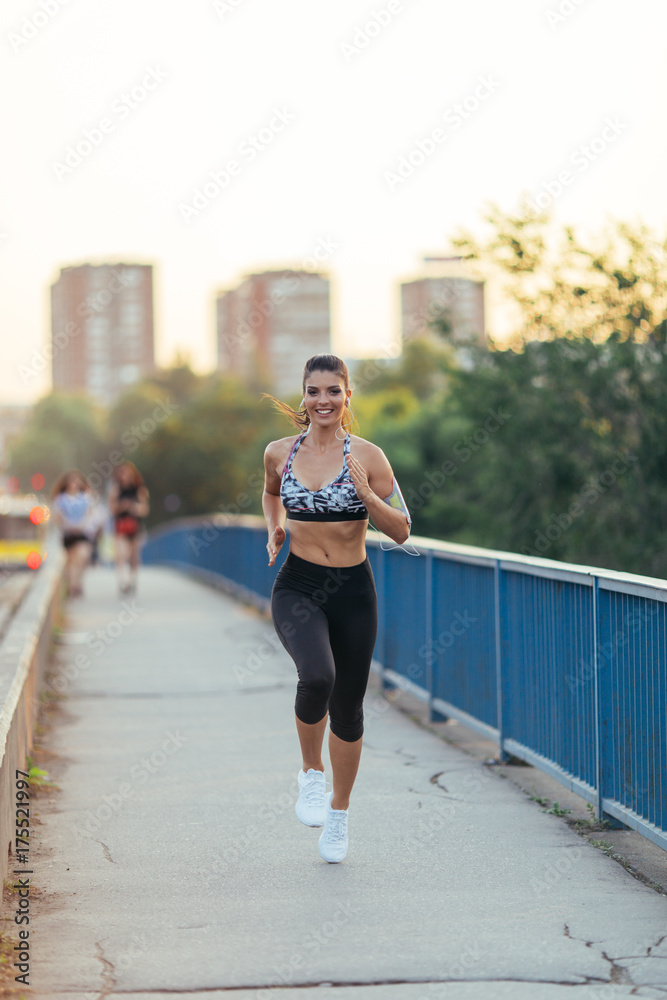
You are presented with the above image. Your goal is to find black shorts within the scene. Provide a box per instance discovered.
[62,532,90,550]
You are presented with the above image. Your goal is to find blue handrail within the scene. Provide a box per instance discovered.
[143,515,667,851]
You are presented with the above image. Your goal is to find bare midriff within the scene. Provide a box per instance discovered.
[287,518,369,567]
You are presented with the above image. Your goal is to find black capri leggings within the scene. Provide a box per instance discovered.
[271,551,378,742]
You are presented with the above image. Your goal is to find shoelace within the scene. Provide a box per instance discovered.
[303,776,325,806]
[324,812,347,843]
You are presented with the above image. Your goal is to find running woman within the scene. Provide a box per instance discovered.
[108,462,150,596]
[51,469,97,598]
[263,354,411,862]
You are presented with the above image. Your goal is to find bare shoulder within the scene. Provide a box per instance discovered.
[264,434,299,470]
[349,435,392,471]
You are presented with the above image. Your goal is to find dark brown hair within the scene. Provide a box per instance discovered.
[264,355,356,431]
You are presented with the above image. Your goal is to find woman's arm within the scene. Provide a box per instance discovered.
[108,483,120,516]
[263,441,288,566]
[51,495,66,531]
[348,446,411,545]
[134,487,150,518]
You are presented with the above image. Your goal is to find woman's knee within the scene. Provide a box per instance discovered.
[295,666,334,721]
[299,667,334,703]
[329,709,364,743]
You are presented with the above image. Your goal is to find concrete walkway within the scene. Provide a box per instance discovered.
[28,565,667,999]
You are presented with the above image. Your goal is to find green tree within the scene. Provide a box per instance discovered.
[352,338,453,401]
[405,204,667,576]
[124,376,285,524]
[8,393,107,493]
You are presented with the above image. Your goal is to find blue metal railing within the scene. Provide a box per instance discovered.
[143,515,667,851]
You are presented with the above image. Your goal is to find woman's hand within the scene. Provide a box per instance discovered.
[267,526,286,566]
[347,455,373,504]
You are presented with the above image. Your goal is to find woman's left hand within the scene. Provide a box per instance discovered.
[347,455,373,504]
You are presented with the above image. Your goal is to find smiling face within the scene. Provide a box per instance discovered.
[303,369,350,429]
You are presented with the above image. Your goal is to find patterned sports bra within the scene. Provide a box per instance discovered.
[280,430,369,522]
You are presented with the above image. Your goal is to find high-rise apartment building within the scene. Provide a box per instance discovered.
[216,270,331,396]
[50,263,155,404]
[401,275,485,350]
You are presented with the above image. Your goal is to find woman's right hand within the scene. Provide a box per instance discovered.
[267,526,286,566]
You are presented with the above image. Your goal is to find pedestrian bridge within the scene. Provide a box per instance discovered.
[143,515,667,854]
[0,519,666,997]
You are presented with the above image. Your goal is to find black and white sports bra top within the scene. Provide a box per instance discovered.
[280,430,369,522]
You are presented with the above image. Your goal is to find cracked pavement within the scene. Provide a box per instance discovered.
[27,566,667,1000]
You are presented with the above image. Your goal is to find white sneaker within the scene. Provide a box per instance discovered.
[318,792,348,863]
[295,769,326,827]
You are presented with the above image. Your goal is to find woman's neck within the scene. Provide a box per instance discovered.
[306,423,344,451]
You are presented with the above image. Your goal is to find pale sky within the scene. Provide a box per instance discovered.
[2,0,666,404]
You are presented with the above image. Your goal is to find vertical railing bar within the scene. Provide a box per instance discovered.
[661,603,665,829]
[377,545,388,691]
[494,559,507,761]
[593,575,602,821]
[425,551,436,719]
[623,593,628,810]
[661,602,665,829]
